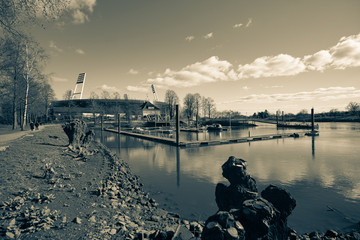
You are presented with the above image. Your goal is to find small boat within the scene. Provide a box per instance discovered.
[207,124,223,131]
[132,127,145,134]
[305,130,319,136]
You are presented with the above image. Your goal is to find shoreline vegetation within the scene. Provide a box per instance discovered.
[1,123,360,239]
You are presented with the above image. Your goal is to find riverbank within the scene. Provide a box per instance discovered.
[0,124,201,239]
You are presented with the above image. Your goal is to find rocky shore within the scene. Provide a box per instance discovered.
[0,124,201,239]
[0,122,359,239]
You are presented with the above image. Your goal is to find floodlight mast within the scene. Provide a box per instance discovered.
[72,73,86,100]
[151,84,158,101]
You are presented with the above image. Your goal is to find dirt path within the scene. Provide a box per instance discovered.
[0,124,201,239]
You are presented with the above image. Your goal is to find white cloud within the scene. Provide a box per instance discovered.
[72,9,89,24]
[238,54,306,79]
[304,50,332,71]
[185,36,195,42]
[49,41,63,52]
[147,56,236,88]
[233,23,243,29]
[148,33,360,88]
[242,86,249,90]
[204,32,213,39]
[69,0,97,24]
[97,84,119,93]
[128,68,139,75]
[127,86,148,93]
[246,18,252,28]
[75,48,85,54]
[329,33,360,69]
[225,87,358,104]
[51,76,68,82]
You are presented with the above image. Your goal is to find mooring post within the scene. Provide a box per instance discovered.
[176,104,180,146]
[311,108,315,132]
[101,114,103,130]
[276,112,279,125]
[117,113,121,133]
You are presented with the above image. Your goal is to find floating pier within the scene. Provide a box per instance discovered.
[104,128,308,148]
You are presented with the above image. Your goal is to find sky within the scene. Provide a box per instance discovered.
[32,0,360,115]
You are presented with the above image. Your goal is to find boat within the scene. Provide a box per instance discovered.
[207,124,223,131]
[305,130,319,136]
[132,127,145,134]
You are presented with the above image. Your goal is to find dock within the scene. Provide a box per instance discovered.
[104,128,309,148]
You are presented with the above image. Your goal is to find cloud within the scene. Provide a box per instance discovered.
[128,68,139,75]
[185,36,195,42]
[69,0,97,24]
[329,33,360,69]
[127,86,148,93]
[96,84,119,93]
[233,23,243,29]
[246,18,252,28]
[51,76,68,82]
[49,41,63,52]
[75,48,85,54]
[242,86,249,90]
[147,56,236,88]
[238,54,306,79]
[148,33,360,88]
[225,87,358,104]
[204,32,213,39]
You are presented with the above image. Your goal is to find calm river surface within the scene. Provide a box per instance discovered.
[96,122,360,234]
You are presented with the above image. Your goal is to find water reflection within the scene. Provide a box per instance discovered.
[96,122,360,234]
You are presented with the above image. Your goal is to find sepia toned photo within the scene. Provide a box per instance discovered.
[1,1,359,239]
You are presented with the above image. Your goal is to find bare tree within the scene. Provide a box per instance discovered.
[63,89,73,100]
[193,93,201,127]
[202,97,216,119]
[0,0,70,34]
[346,102,360,115]
[164,89,179,120]
[183,93,196,125]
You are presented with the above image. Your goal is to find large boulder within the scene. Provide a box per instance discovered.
[203,156,297,240]
[221,156,257,191]
[261,185,296,220]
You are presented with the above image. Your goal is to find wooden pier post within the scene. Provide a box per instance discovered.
[176,104,180,146]
[311,108,315,132]
[117,113,121,133]
[101,114,103,130]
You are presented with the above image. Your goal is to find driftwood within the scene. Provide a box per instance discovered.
[62,119,95,159]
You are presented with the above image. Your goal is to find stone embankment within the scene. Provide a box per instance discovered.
[0,122,202,239]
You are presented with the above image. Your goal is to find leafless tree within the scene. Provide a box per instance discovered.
[183,93,196,125]
[164,89,179,120]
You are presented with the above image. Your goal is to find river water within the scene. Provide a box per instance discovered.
[95,122,360,234]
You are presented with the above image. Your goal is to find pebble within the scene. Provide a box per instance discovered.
[6,232,15,239]
[73,217,82,224]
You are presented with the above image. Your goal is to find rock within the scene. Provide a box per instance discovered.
[216,183,258,211]
[88,215,96,223]
[324,230,338,238]
[6,231,15,239]
[221,156,257,191]
[109,228,117,235]
[226,227,239,239]
[202,211,245,240]
[261,185,296,219]
[73,217,82,224]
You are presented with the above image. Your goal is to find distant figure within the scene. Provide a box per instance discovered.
[30,122,35,131]
[35,122,39,130]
